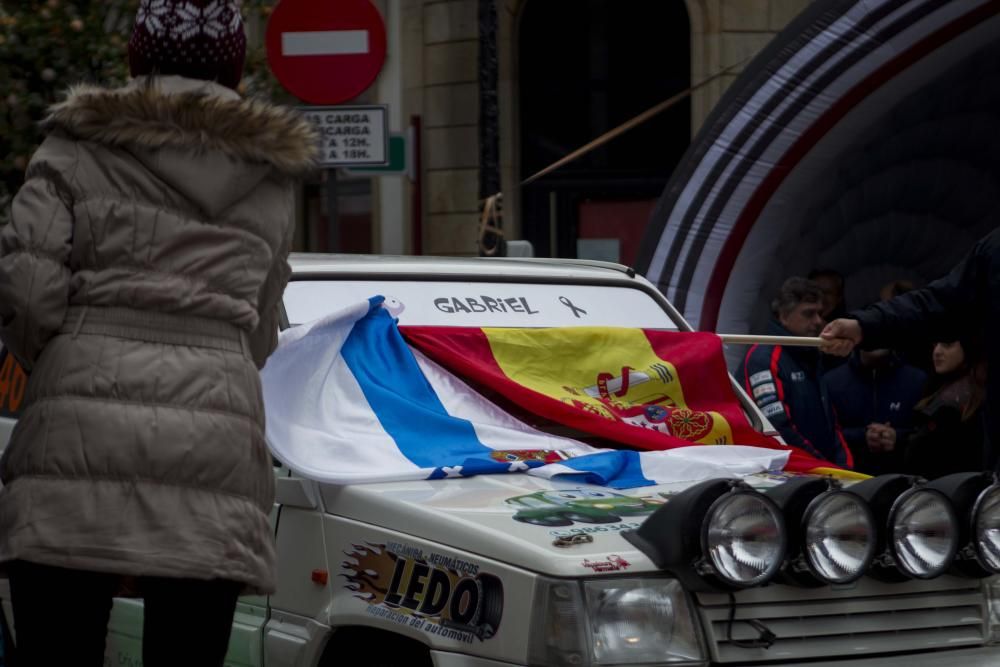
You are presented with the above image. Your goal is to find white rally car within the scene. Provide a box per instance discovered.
[1,254,999,667]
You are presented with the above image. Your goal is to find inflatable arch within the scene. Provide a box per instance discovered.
[637,0,1000,352]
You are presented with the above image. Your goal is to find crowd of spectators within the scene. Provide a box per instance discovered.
[739,240,993,480]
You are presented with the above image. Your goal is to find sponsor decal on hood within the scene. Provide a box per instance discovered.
[581,554,632,573]
[341,542,503,642]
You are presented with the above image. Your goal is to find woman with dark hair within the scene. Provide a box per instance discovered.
[903,335,987,479]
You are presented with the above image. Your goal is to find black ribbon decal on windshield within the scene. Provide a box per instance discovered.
[558,296,587,318]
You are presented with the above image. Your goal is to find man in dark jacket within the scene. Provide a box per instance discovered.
[739,277,853,467]
[809,268,848,321]
[822,227,999,469]
[824,349,927,475]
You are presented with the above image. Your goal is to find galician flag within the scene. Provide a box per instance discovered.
[261,298,851,488]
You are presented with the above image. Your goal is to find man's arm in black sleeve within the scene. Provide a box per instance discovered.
[851,231,994,348]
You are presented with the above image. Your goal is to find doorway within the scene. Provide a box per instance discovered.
[517,0,691,264]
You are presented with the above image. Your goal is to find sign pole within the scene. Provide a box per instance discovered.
[326,169,339,253]
[265,0,392,252]
[411,115,423,255]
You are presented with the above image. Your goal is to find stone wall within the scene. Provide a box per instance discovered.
[421,0,482,254]
[688,0,812,135]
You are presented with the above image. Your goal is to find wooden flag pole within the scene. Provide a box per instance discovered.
[717,334,824,347]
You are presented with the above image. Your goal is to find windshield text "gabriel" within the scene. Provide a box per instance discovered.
[434,296,539,315]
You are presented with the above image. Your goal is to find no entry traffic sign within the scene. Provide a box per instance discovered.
[266,0,388,105]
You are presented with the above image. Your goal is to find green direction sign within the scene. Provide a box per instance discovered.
[346,135,406,174]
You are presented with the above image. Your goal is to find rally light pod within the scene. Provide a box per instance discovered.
[765,477,876,587]
[850,474,959,581]
[623,478,786,592]
[924,472,1000,577]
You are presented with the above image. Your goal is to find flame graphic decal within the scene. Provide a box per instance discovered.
[340,542,398,603]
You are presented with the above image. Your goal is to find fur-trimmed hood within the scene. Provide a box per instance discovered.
[42,77,319,175]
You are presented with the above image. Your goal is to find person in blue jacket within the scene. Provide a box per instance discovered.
[738,277,853,467]
[824,349,927,475]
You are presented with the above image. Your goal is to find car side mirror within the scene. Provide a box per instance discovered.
[274,474,319,509]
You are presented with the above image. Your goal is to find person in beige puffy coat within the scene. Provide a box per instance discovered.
[0,2,317,665]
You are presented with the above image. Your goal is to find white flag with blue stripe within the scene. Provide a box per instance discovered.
[261,298,788,488]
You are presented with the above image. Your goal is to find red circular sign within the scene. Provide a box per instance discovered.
[266,0,388,105]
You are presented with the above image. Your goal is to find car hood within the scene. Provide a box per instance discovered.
[320,471,795,577]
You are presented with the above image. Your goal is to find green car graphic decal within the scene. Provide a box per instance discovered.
[505,489,666,526]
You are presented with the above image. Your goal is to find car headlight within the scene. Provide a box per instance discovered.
[850,474,959,581]
[702,489,785,587]
[528,577,705,666]
[766,477,876,586]
[889,487,958,578]
[925,472,1000,577]
[975,485,1000,571]
[805,490,876,582]
[624,478,786,591]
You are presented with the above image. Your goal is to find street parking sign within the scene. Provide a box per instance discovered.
[266,0,387,105]
[302,105,389,167]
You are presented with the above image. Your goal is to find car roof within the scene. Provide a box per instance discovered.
[288,253,638,281]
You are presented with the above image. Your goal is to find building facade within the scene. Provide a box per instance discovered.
[301,0,812,261]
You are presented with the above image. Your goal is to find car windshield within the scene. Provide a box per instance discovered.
[282,279,680,328]
[281,276,765,434]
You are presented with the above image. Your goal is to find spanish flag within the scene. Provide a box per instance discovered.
[402,326,861,479]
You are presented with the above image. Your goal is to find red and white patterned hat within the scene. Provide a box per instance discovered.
[128,0,246,90]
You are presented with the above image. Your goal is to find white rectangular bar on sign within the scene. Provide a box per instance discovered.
[282,30,369,57]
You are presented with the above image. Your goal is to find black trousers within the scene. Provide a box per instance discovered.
[8,560,241,667]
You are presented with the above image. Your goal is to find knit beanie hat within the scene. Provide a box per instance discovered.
[128,0,247,90]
